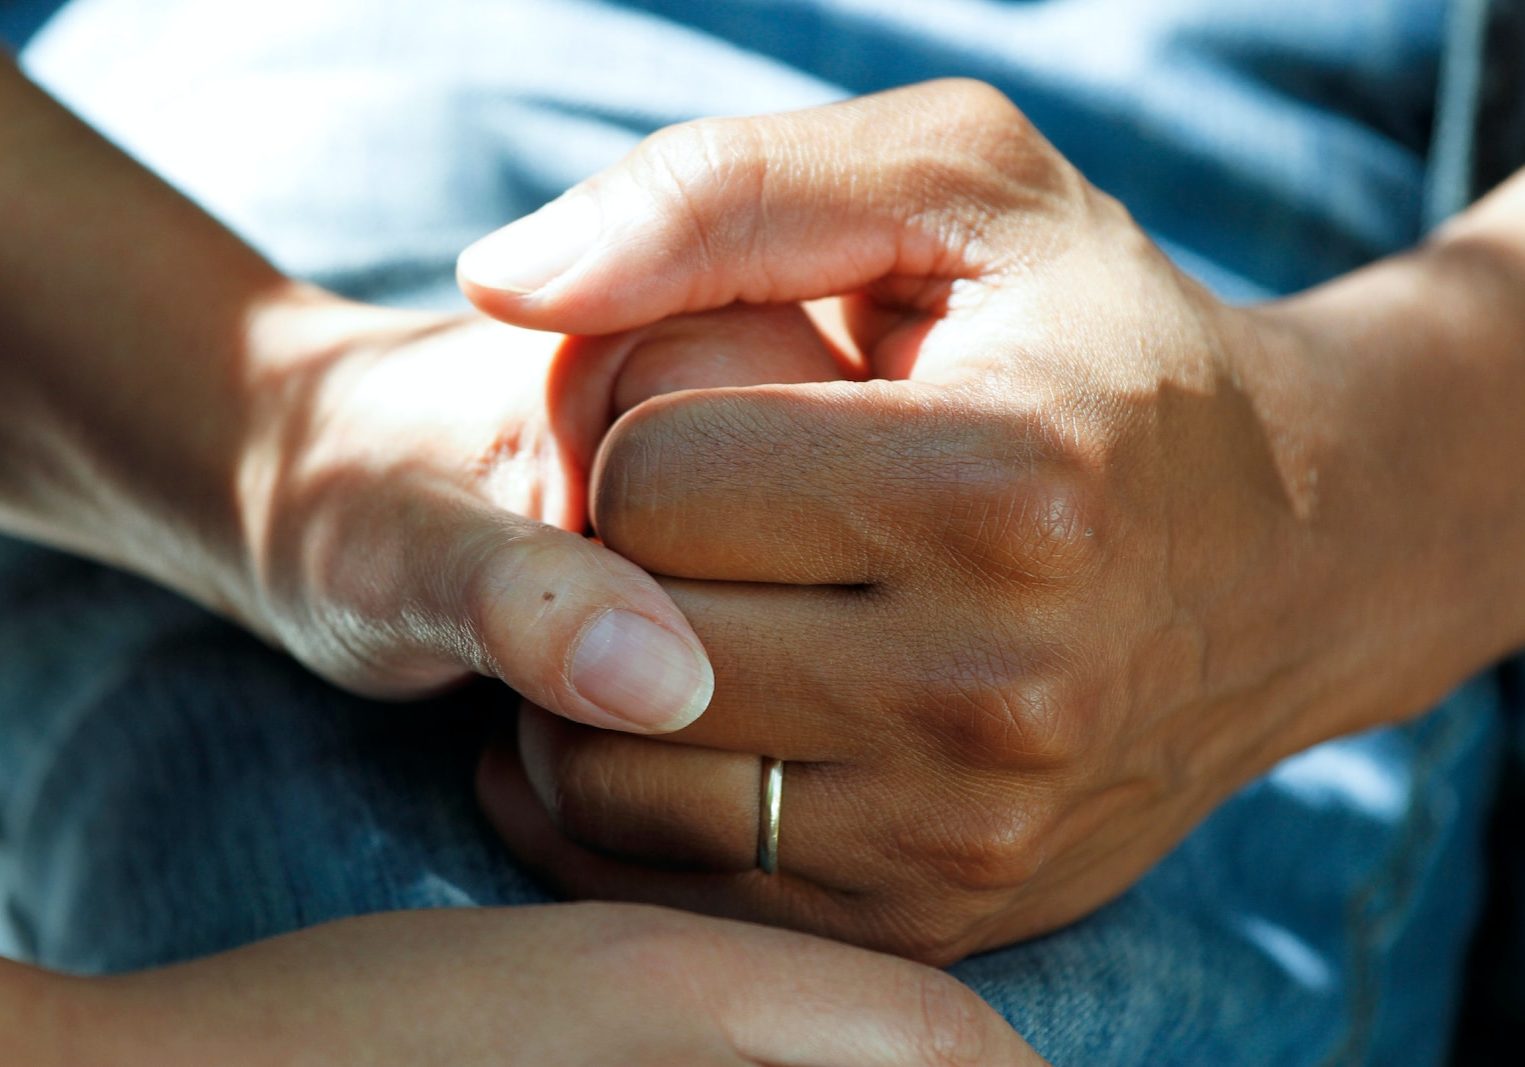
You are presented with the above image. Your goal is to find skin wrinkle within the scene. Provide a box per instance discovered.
[644,124,737,310]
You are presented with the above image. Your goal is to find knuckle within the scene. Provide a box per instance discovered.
[1001,673,1095,765]
[891,80,1086,271]
[633,117,767,296]
[924,665,1089,771]
[923,77,1076,204]
[942,474,1104,585]
[919,398,1108,585]
[643,115,758,183]
[1008,476,1105,580]
[939,680,1035,767]
[905,805,1048,894]
[929,78,1027,140]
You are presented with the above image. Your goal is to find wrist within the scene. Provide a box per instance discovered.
[227,287,457,639]
[0,63,432,647]
[1246,232,1525,741]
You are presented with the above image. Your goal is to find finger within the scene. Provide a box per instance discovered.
[546,303,849,480]
[610,303,855,415]
[457,79,1071,335]
[628,578,900,759]
[713,927,1049,1067]
[590,379,1040,584]
[477,737,869,942]
[323,474,713,732]
[716,936,1049,1067]
[515,705,871,885]
[477,741,1023,982]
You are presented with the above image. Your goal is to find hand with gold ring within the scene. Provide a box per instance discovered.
[466,81,1525,964]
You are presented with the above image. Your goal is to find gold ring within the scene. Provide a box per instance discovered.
[757,756,783,874]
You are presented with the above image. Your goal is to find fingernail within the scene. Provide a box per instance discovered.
[570,610,714,731]
[457,190,601,294]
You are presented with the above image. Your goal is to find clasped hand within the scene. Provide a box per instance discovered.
[246,79,1437,969]
[455,80,1413,964]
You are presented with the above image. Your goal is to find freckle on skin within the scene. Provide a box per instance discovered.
[543,592,555,602]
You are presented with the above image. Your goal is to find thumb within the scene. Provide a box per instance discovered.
[457,79,1069,335]
[471,519,714,734]
[316,477,713,733]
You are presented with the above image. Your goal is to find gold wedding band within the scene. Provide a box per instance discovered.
[757,756,784,874]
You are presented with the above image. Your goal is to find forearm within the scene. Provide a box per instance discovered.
[1254,169,1525,742]
[0,58,347,623]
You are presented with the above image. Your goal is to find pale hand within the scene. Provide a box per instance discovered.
[233,296,843,733]
[33,905,1042,1066]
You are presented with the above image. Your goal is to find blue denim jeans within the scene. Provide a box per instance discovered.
[1,1,1512,1063]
